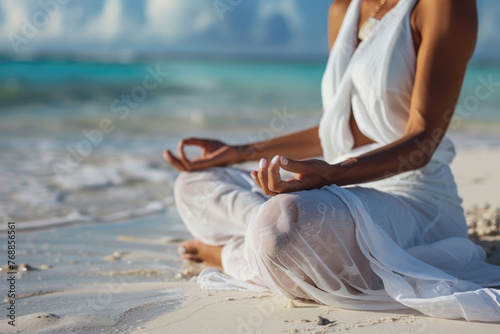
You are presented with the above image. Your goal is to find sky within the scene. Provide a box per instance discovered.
[0,0,499,62]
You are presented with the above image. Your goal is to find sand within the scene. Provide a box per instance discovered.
[0,146,499,333]
[2,283,498,333]
[135,287,500,334]
[452,146,500,209]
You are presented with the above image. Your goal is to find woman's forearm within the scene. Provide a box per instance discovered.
[237,126,323,162]
[328,130,439,186]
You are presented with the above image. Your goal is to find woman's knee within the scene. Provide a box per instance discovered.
[173,170,215,223]
[248,193,301,259]
[248,191,357,258]
[174,169,191,189]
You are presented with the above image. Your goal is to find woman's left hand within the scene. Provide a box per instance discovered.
[251,155,335,195]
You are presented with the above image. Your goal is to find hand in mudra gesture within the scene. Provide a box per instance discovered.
[251,155,335,196]
[164,138,241,172]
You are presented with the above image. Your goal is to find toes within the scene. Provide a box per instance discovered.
[179,240,199,253]
[178,239,203,263]
[178,244,189,255]
[177,239,222,267]
[181,253,203,262]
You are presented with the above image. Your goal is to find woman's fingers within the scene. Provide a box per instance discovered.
[268,155,285,193]
[177,138,214,170]
[278,156,311,175]
[250,170,261,188]
[164,150,187,171]
[253,156,295,195]
[279,178,305,193]
[257,158,277,196]
[166,137,231,172]
[257,158,269,192]
[179,137,206,148]
[177,138,223,170]
[180,138,219,155]
[269,155,323,193]
[189,157,219,171]
[177,141,192,170]
[178,138,206,170]
[269,156,304,193]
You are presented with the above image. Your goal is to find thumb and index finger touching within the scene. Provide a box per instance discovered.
[278,156,312,175]
[166,138,224,172]
[162,138,204,171]
[177,137,208,159]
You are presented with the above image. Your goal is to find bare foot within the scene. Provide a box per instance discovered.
[178,239,223,270]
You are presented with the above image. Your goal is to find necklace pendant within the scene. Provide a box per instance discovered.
[358,17,380,41]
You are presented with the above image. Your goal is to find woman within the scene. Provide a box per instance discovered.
[165,0,500,321]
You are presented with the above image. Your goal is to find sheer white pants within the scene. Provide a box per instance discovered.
[174,166,500,320]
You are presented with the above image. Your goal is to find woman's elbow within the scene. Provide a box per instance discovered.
[403,130,442,170]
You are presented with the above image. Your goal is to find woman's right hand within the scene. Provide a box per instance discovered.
[164,138,243,172]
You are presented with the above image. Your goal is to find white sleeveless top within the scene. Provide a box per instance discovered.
[319,0,455,165]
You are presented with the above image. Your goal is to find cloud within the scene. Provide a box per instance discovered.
[252,0,302,45]
[257,0,301,30]
[145,0,217,42]
[0,0,33,36]
[85,0,123,40]
[0,0,498,62]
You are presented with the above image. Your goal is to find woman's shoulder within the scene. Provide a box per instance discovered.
[329,0,351,15]
[417,0,476,10]
[328,0,352,48]
[413,0,477,29]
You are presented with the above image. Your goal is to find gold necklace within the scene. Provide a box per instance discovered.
[358,0,389,41]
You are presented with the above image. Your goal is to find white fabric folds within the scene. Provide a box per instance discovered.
[197,267,269,292]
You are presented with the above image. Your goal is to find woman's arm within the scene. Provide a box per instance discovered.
[165,125,322,171]
[253,0,478,194]
[238,125,322,162]
[330,0,478,185]
[328,0,350,49]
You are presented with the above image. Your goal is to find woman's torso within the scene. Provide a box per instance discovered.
[320,0,428,158]
[320,0,466,233]
[348,0,422,148]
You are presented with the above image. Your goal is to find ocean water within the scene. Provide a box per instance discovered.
[0,59,499,228]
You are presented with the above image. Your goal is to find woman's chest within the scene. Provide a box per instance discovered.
[351,4,420,97]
